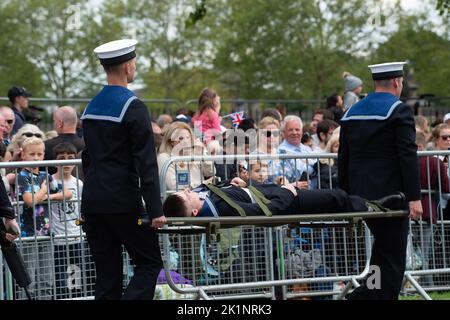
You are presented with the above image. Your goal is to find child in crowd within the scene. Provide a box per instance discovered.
[192,88,222,144]
[50,142,87,298]
[17,137,71,299]
[248,161,269,184]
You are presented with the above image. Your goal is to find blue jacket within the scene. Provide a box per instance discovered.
[338,92,420,201]
[81,85,163,218]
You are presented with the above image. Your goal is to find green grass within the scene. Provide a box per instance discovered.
[400,291,450,300]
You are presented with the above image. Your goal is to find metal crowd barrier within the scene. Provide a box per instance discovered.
[158,153,407,300]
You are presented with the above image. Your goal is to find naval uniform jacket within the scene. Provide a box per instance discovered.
[196,182,367,217]
[197,183,295,217]
[338,92,420,201]
[80,85,163,219]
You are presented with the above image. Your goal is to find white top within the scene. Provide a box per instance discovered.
[51,175,83,242]
[94,39,138,59]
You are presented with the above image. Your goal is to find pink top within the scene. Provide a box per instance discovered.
[192,109,221,143]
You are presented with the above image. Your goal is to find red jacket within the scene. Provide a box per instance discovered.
[419,156,450,224]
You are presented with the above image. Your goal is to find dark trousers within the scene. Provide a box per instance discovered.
[347,215,409,300]
[83,213,162,300]
[290,189,368,214]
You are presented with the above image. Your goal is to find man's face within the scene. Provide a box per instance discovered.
[283,120,302,146]
[312,113,323,123]
[126,58,137,83]
[0,117,6,137]
[395,77,404,97]
[16,96,29,109]
[176,189,202,216]
[1,111,15,135]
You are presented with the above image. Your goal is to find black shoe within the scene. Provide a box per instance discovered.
[371,192,406,211]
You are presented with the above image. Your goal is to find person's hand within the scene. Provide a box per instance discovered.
[151,215,167,229]
[275,176,289,185]
[231,177,247,188]
[3,218,20,242]
[281,183,297,196]
[293,181,309,189]
[203,176,214,184]
[12,148,22,161]
[6,173,16,185]
[40,181,48,194]
[409,200,423,221]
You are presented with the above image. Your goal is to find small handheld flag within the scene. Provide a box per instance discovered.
[228,111,245,128]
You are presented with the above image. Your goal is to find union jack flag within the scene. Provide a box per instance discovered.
[230,111,245,128]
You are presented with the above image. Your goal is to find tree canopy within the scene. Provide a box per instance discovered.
[0,0,448,102]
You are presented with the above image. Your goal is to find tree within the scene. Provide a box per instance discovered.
[101,0,216,102]
[0,1,44,98]
[210,0,378,100]
[374,15,450,97]
[437,0,450,17]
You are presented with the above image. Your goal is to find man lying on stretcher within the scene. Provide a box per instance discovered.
[162,177,407,218]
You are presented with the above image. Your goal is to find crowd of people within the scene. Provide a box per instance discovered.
[0,52,448,300]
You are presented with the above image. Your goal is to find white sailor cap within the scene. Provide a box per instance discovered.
[368,61,407,80]
[444,113,450,123]
[94,39,138,66]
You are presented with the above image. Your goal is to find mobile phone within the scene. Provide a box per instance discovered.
[299,172,308,182]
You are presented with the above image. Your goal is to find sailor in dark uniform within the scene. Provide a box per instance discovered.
[338,61,423,300]
[81,39,166,300]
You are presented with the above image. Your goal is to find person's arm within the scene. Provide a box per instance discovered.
[22,181,48,206]
[158,153,177,191]
[438,158,450,193]
[394,104,422,219]
[338,125,349,192]
[394,104,421,202]
[125,99,165,227]
[207,109,222,131]
[47,186,73,202]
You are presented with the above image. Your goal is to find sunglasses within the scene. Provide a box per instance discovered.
[441,135,450,141]
[263,130,279,138]
[22,132,43,138]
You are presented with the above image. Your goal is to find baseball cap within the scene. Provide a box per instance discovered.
[7,86,32,102]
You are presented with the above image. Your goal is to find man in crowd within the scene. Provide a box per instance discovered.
[7,86,31,134]
[0,106,15,146]
[44,106,85,161]
[276,115,316,184]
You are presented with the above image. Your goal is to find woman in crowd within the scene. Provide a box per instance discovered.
[315,129,340,189]
[157,121,214,191]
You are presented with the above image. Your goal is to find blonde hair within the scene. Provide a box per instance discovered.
[319,132,340,166]
[158,121,194,155]
[432,123,450,143]
[21,137,45,152]
[258,116,280,130]
[7,124,46,154]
